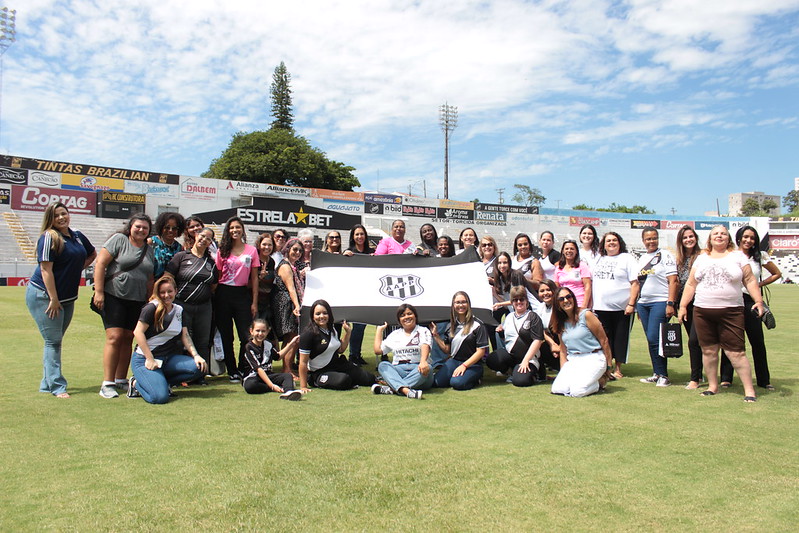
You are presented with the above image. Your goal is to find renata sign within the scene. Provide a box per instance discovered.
[11,185,96,215]
[769,235,799,250]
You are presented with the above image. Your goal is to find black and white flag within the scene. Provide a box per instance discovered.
[302,247,496,327]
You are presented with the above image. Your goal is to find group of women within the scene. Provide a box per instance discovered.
[26,203,781,403]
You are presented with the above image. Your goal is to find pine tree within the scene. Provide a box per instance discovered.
[270,62,294,131]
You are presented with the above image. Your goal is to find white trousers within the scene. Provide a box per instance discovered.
[551,351,606,397]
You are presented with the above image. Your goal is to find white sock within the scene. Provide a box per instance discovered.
[102,380,115,387]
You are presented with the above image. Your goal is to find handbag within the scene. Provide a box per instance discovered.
[90,242,149,315]
[658,319,683,358]
[759,285,776,330]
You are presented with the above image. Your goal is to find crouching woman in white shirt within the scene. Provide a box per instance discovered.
[371,304,434,400]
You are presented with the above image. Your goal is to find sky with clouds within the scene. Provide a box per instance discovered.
[3,0,798,215]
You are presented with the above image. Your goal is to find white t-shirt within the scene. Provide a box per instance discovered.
[742,252,771,296]
[540,255,557,280]
[581,249,601,272]
[512,255,534,279]
[693,251,749,308]
[637,249,677,304]
[534,301,553,328]
[591,253,639,311]
[380,325,432,364]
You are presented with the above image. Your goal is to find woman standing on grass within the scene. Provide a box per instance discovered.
[550,287,613,397]
[149,212,184,278]
[342,224,374,366]
[636,228,678,388]
[591,232,639,380]
[93,213,155,399]
[430,291,490,391]
[214,216,260,382]
[372,304,434,399]
[486,286,545,387]
[165,227,218,372]
[718,225,781,391]
[272,238,304,373]
[678,225,764,402]
[675,225,703,389]
[533,279,561,382]
[553,240,592,308]
[298,300,376,391]
[26,202,96,398]
[127,276,206,404]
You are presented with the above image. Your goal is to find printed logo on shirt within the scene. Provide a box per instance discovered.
[379,274,424,301]
[408,331,420,346]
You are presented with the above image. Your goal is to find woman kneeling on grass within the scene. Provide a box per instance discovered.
[550,287,613,398]
[128,276,207,404]
[372,304,434,400]
[430,291,489,391]
[240,318,301,400]
[298,300,376,392]
[485,286,545,387]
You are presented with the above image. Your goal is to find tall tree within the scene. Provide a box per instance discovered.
[203,129,360,191]
[511,184,546,207]
[784,189,799,213]
[739,198,763,216]
[270,61,294,131]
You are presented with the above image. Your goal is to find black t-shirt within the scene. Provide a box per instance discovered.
[241,340,280,380]
[134,302,183,358]
[299,328,341,371]
[165,251,218,304]
[442,318,490,362]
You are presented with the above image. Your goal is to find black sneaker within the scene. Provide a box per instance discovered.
[126,377,141,399]
[228,373,242,383]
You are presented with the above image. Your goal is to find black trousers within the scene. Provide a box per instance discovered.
[213,285,252,376]
[595,310,632,364]
[719,293,770,387]
[309,355,376,390]
[243,372,295,394]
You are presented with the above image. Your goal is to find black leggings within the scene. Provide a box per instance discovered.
[595,310,632,365]
[719,293,770,387]
[243,372,295,394]
[309,355,376,390]
[486,346,539,387]
[213,285,252,376]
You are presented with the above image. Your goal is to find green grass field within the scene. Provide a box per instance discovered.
[1,285,798,531]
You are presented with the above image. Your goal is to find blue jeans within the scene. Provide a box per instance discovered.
[636,301,668,377]
[349,323,366,358]
[433,358,483,390]
[428,322,450,369]
[378,361,435,392]
[26,284,75,395]
[131,354,203,404]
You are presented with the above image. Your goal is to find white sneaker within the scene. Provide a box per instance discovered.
[639,374,658,384]
[99,384,119,398]
[280,390,302,401]
[656,376,672,387]
[371,384,393,395]
[406,389,423,400]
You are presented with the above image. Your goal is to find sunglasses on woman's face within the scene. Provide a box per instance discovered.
[511,298,527,303]
[558,295,574,302]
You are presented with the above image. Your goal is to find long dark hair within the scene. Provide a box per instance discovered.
[183,215,205,250]
[549,286,578,336]
[580,224,599,255]
[736,225,762,263]
[458,227,477,250]
[557,240,581,268]
[305,299,335,335]
[347,224,374,253]
[419,224,438,247]
[219,216,247,258]
[513,233,532,257]
[493,252,513,296]
[675,225,700,267]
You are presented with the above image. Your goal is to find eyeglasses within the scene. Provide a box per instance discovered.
[481,243,494,247]
[557,295,574,302]
[164,226,179,232]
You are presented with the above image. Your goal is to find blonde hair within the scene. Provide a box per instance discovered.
[704,225,734,253]
[150,275,177,331]
[40,202,68,255]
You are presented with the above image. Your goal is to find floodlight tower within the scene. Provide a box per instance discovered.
[439,102,458,199]
[0,6,16,151]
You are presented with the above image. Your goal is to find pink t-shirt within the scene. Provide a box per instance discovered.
[374,237,414,255]
[693,251,748,308]
[215,244,261,286]
[554,261,592,307]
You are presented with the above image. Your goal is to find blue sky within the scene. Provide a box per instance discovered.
[3,0,798,216]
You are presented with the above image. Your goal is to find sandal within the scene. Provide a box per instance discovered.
[765,384,776,391]
[743,396,757,403]
[685,381,700,390]
[55,392,71,399]
[700,390,716,396]
[720,382,732,388]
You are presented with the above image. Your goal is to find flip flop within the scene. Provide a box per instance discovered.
[765,385,776,391]
[700,390,716,396]
[743,396,757,403]
[55,392,70,399]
